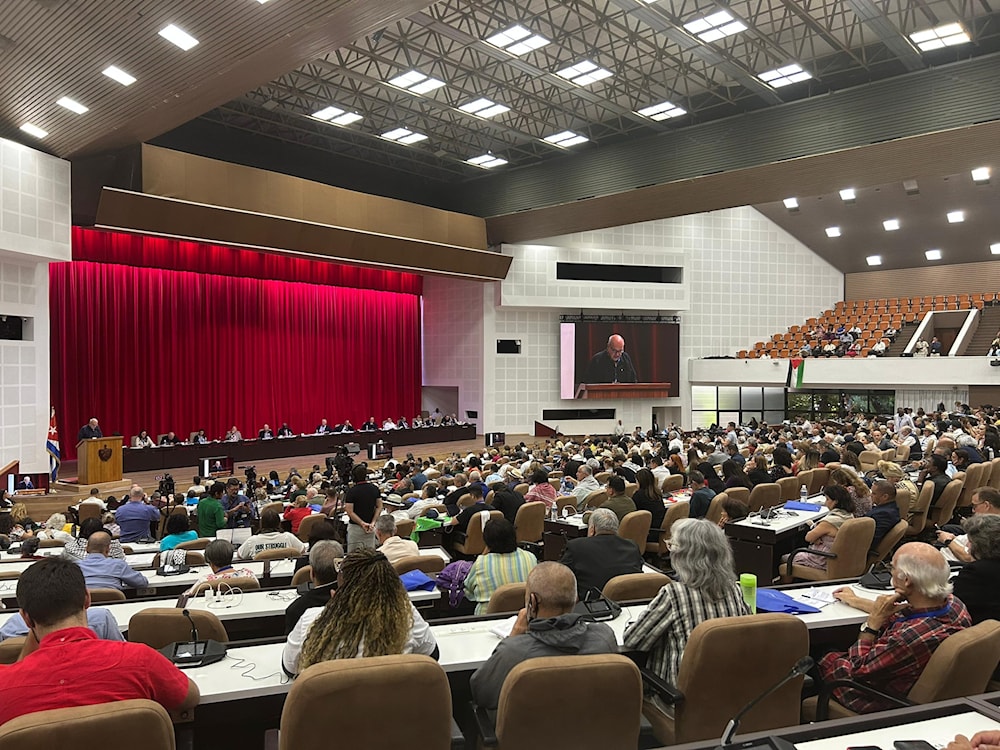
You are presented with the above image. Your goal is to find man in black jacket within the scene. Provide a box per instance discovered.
[284,540,344,634]
[584,334,637,384]
[560,507,643,598]
[489,482,525,524]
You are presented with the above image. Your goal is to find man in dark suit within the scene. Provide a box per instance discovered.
[16,476,33,490]
[584,334,638,384]
[560,507,643,598]
[315,419,331,434]
[77,418,103,441]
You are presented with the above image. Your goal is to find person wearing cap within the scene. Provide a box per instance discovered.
[878,460,919,512]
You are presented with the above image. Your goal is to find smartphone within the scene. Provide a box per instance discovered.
[893,741,936,750]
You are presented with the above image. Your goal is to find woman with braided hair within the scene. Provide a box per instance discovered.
[281,547,439,676]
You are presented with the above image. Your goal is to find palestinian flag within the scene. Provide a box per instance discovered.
[787,359,805,388]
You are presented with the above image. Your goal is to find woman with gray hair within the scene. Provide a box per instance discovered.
[623,518,750,684]
[952,514,1000,624]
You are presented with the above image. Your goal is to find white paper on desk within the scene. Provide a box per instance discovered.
[489,616,518,639]
[789,588,836,608]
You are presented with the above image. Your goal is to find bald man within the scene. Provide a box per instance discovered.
[77,417,103,441]
[585,333,637,384]
[822,542,971,713]
[470,562,619,709]
[77,532,149,591]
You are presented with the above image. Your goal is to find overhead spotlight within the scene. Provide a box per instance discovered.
[903,179,920,195]
[882,219,900,232]
[866,255,882,266]
[825,227,841,238]
[972,167,990,184]
[839,188,856,202]
[947,211,965,223]
[925,249,943,261]
[782,197,798,210]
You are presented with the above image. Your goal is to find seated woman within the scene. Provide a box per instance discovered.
[952,514,1000,624]
[132,430,155,448]
[184,539,256,595]
[769,447,795,482]
[780,485,855,575]
[523,468,557,508]
[37,513,73,543]
[828,467,872,516]
[284,497,314,535]
[716,496,749,527]
[721,459,753,490]
[159,513,198,551]
[696,462,726,495]
[63,517,127,560]
[631,468,666,543]
[282,547,438,676]
[624,519,751,684]
[237,508,305,560]
[464,518,538,615]
[747,455,772,487]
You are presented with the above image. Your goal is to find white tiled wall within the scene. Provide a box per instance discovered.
[482,206,843,432]
[0,138,71,472]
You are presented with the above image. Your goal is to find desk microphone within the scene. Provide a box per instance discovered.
[159,608,227,668]
[182,608,199,644]
[717,656,813,748]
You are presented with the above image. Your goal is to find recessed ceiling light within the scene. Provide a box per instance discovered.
[381,127,427,145]
[56,96,88,114]
[311,106,362,126]
[839,188,856,202]
[485,25,550,56]
[972,167,990,183]
[555,60,613,86]
[102,65,136,86]
[782,197,798,209]
[947,211,965,223]
[459,98,510,118]
[636,101,686,120]
[158,24,199,51]
[467,154,508,169]
[19,123,47,139]
[991,243,1000,255]
[909,23,971,52]
[683,10,747,43]
[925,249,943,261]
[903,179,920,195]
[388,70,445,95]
[757,64,812,87]
[543,130,589,148]
[883,219,900,231]
[825,226,841,238]
[866,255,882,266]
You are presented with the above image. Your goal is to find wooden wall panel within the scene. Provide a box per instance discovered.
[845,261,1000,300]
[142,145,487,250]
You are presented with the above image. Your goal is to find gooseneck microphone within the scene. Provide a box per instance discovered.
[181,608,199,644]
[718,656,814,747]
[161,608,227,668]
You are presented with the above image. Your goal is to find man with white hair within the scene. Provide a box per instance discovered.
[559,507,643,598]
[374,514,419,565]
[823,542,971,713]
[564,464,601,510]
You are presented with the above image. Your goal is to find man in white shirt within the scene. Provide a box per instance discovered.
[374,515,419,565]
[648,456,671,488]
[667,431,684,454]
[382,418,397,430]
[567,465,602,509]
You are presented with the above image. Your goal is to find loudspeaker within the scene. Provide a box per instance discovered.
[496,339,521,354]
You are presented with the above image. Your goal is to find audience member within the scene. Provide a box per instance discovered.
[237,509,305,559]
[631,468,666,543]
[937,487,1000,562]
[488,481,525,524]
[197,481,229,538]
[184,539,255,596]
[560,507,643,598]
[77,532,148,591]
[374,514,419,565]
[113,487,161,542]
[464,518,538,614]
[344,464,382,552]
[159,513,198,551]
[780,485,855,576]
[867,480,901,551]
[951,515,1000,624]
[688,470,717,519]
[601,475,636,521]
[62,517,127,560]
[284,540,344,634]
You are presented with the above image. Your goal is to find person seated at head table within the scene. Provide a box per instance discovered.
[281,548,438,677]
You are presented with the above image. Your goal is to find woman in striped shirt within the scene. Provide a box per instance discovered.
[463,518,537,615]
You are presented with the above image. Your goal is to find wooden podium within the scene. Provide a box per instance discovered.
[575,383,672,399]
[77,437,123,485]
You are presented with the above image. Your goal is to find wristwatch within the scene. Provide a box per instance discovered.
[859,621,879,637]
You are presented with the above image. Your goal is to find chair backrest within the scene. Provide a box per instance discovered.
[662,474,685,493]
[868,519,909,565]
[928,478,965,528]
[955,464,986,509]
[908,620,1000,704]
[127,608,228,649]
[513,483,529,497]
[514,501,546,544]
[151,551,205,568]
[457,510,504,556]
[0,700,174,750]
[280,655,451,750]
[795,470,814,496]
[495,655,641,750]
[262,501,285,517]
[548,478,561,491]
[624,482,638,498]
[809,468,830,495]
[618,510,652,551]
[77,503,102,523]
[704,494,727,526]
[747,483,780,512]
[87,588,126,603]
[981,461,994,490]
[673,614,808,743]
[881,449,897,462]
[725,486,750,505]
[824,517,876,579]
[420,504,448,517]
[895,444,911,461]
[291,565,312,586]
[175,537,211,551]
[989,458,1000,490]
[555,496,577,513]
[858,451,882,472]
[0,636,26,664]
[584,489,608,509]
[38,539,65,548]
[255,547,301,561]
[457,495,477,510]
[906,481,936,536]
[594,471,612,484]
[660,501,691,542]
[395,519,415,538]
[603,572,670,601]
[894,483,913,520]
[776,476,801,502]
[297,514,330,543]
[392,555,445,575]
[191,576,261,595]
[486,582,527,614]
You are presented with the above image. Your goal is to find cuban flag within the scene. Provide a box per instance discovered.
[46,406,60,482]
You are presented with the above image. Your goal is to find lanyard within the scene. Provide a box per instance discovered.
[901,603,950,622]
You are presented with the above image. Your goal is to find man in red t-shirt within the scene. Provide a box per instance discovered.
[0,557,199,725]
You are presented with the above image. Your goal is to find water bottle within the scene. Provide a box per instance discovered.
[550,504,558,521]
[800,484,809,502]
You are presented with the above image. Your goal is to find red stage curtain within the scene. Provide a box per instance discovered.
[72,227,422,295]
[50,261,422,460]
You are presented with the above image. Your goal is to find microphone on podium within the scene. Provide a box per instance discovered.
[716,655,814,749]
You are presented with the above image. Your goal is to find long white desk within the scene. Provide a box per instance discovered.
[796,709,1000,750]
[188,605,646,704]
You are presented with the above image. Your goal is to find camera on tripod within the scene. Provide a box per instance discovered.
[158,474,175,497]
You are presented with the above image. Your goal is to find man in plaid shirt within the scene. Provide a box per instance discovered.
[822,542,970,713]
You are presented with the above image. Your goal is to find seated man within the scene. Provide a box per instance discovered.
[0,558,198,724]
[559,507,644,598]
[601,475,636,521]
[688,469,717,519]
[374,514,419,565]
[470,561,619,710]
[917,454,952,506]
[77,532,149,591]
[449,485,498,534]
[114,487,162,542]
[237,509,305,560]
[284,540,344,634]
[823,542,971,713]
[568,464,602,510]
[937,486,1000,563]
[159,431,181,445]
[867,480,901,551]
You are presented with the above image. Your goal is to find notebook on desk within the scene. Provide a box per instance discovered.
[215,527,252,545]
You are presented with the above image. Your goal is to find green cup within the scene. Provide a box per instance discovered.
[739,573,757,612]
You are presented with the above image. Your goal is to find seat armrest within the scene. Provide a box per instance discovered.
[473,704,499,747]
[815,678,912,720]
[784,547,836,577]
[639,666,685,706]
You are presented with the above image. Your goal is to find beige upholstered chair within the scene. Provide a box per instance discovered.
[747,483,780,512]
[453,511,504,556]
[858,451,882,472]
[513,501,546,545]
[905,481,936,536]
[603,572,670,601]
[262,501,285,517]
[255,548,301,561]
[281,655,452,750]
[647,501,690,556]
[291,565,313,586]
[776,476,800,502]
[482,655,642,750]
[392,555,445,576]
[584,489,608,509]
[954,465,985,513]
[725,486,750,505]
[0,700,175,750]
[782,517,875,582]
[662,474,685,493]
[77,502,102,523]
[927,478,964,529]
[191,576,260,596]
[555,496,577,514]
[618,510,652,552]
[296,514,330,542]
[395,518,415,538]
[867,519,908,565]
[0,636,26,664]
[127,608,228,649]
[803,619,1000,721]
[151,551,205,568]
[641,614,808,744]
[486,582,527,614]
[175,537,211,551]
[87,588,126,603]
[809,468,830,495]
[989,458,1000,490]
[703,494,727,527]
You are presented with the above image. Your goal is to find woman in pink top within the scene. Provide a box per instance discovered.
[523,469,558,508]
